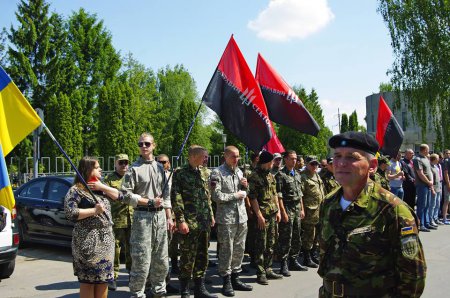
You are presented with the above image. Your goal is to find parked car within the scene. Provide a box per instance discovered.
[0,204,19,280]
[14,176,74,247]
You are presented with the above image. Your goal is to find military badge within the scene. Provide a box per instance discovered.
[401,235,419,259]
[401,226,414,236]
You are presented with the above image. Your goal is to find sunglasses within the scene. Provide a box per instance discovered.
[138,142,152,148]
[118,160,129,166]
[159,160,169,164]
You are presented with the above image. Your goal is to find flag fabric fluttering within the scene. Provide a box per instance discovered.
[0,66,42,211]
[263,124,285,154]
[202,36,272,152]
[0,142,15,211]
[0,66,42,157]
[255,53,320,136]
[375,95,404,157]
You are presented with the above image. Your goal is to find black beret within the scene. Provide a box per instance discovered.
[258,151,274,164]
[329,131,379,155]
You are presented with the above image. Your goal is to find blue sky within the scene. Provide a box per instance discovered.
[0,0,393,134]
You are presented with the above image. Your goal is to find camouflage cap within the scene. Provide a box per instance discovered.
[273,153,282,160]
[378,155,390,165]
[115,153,129,161]
[305,156,319,165]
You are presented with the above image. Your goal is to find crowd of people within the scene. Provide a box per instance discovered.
[64,131,440,298]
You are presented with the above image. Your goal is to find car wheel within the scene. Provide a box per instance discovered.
[0,259,15,279]
[18,220,28,248]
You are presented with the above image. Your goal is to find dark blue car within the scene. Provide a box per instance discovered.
[14,176,74,247]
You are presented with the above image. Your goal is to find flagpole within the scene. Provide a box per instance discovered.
[42,122,112,224]
[161,100,204,195]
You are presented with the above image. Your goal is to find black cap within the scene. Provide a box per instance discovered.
[258,151,274,164]
[329,131,379,155]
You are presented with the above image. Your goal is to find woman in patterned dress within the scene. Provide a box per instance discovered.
[65,157,122,298]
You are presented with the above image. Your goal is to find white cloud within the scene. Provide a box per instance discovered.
[248,0,335,42]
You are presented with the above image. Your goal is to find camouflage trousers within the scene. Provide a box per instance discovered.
[277,203,302,260]
[217,223,248,276]
[179,228,210,280]
[129,210,168,297]
[113,226,132,279]
[254,213,277,276]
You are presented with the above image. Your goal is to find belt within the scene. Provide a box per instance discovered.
[323,280,393,297]
[135,206,164,212]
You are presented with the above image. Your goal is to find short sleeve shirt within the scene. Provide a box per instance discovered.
[413,155,432,186]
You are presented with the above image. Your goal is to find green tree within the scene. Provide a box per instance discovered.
[348,111,359,131]
[379,82,393,92]
[340,113,349,133]
[378,0,450,146]
[66,8,121,155]
[278,87,332,158]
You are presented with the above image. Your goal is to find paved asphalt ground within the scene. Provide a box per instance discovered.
[1,224,449,298]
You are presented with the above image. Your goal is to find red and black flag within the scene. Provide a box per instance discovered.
[263,124,285,154]
[376,95,404,157]
[255,53,320,136]
[202,36,272,151]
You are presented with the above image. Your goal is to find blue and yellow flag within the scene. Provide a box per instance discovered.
[0,142,15,211]
[0,66,42,157]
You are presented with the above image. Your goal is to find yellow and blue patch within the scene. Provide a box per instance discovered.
[401,226,414,236]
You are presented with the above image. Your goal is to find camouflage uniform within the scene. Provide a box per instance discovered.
[275,167,303,261]
[318,181,426,297]
[210,164,248,277]
[301,171,325,251]
[373,168,391,191]
[121,157,171,298]
[171,164,214,280]
[319,168,340,196]
[243,165,257,261]
[248,167,279,277]
[104,171,133,279]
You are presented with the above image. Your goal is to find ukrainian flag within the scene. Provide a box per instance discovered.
[0,142,15,211]
[0,66,42,211]
[0,66,42,157]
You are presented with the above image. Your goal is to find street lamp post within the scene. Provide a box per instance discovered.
[222,133,227,152]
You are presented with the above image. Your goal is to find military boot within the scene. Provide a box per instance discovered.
[231,272,252,291]
[288,257,308,271]
[266,269,283,280]
[279,258,291,277]
[304,250,318,268]
[256,274,268,285]
[179,278,191,298]
[311,248,320,265]
[221,274,234,297]
[194,277,218,298]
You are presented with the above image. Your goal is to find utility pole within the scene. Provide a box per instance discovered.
[338,108,341,133]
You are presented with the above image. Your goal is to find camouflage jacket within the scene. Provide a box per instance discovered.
[275,167,303,206]
[210,164,248,224]
[372,168,391,191]
[319,168,340,196]
[104,172,133,228]
[121,157,170,208]
[301,171,325,209]
[171,164,214,230]
[318,181,426,297]
[248,167,278,217]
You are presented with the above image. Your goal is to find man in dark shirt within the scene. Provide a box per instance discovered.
[401,149,416,209]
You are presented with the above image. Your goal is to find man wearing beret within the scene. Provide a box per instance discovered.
[318,131,426,298]
[248,151,283,285]
[104,153,133,291]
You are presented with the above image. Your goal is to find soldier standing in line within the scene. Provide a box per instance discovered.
[318,131,426,297]
[271,153,283,175]
[121,133,174,298]
[300,156,325,268]
[104,154,133,291]
[372,155,391,191]
[244,152,260,267]
[210,146,253,297]
[171,145,217,298]
[295,155,305,173]
[248,151,283,285]
[276,150,308,277]
[319,157,340,196]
